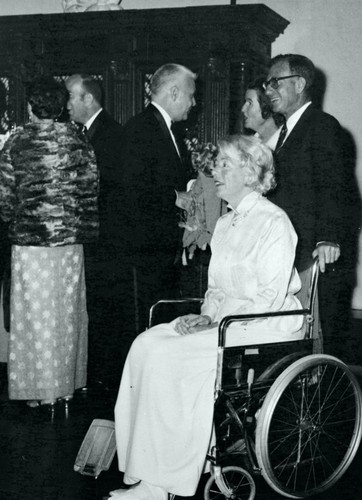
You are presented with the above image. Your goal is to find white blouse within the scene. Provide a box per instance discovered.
[201,191,303,336]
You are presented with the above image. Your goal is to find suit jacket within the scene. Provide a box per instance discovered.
[119,104,187,262]
[87,109,123,253]
[268,105,346,270]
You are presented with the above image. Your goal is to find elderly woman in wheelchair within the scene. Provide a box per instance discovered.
[110,135,362,500]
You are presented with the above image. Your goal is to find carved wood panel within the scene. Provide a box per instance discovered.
[0,5,288,139]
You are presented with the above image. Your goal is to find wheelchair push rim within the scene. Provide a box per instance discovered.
[255,354,362,498]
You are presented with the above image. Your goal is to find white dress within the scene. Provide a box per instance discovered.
[114,192,303,497]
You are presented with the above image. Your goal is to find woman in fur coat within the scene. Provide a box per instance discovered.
[0,76,99,407]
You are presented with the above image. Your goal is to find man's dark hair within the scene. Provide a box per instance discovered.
[271,54,315,96]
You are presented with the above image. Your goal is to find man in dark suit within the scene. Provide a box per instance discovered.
[66,74,123,390]
[264,54,356,359]
[118,63,196,354]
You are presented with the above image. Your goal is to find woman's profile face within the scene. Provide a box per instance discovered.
[212,144,249,207]
[241,89,265,133]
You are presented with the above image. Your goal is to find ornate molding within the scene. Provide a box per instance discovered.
[61,0,123,12]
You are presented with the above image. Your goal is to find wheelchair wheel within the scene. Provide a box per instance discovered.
[257,352,307,382]
[204,466,256,500]
[255,354,362,498]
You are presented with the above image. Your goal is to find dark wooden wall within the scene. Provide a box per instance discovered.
[0,4,288,139]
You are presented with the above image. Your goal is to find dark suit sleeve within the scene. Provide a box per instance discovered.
[91,121,123,184]
[88,113,123,250]
[119,115,184,256]
[310,113,345,247]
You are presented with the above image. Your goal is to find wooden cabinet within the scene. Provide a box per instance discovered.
[0,4,288,138]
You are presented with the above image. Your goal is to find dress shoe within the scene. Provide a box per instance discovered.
[60,394,73,402]
[40,399,56,407]
[78,378,110,394]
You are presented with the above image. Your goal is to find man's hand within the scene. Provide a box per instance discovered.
[174,314,213,335]
[312,242,340,273]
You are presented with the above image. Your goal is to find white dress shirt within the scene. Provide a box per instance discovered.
[283,101,312,142]
[84,108,103,131]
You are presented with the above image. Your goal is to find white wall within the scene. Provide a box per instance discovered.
[259,0,362,308]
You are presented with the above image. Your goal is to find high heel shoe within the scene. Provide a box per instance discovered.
[40,399,56,407]
[61,394,73,402]
[26,400,39,408]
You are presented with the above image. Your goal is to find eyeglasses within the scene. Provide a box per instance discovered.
[263,75,301,90]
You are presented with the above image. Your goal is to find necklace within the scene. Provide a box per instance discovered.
[231,194,261,226]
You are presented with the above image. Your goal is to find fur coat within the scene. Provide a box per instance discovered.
[0,120,99,246]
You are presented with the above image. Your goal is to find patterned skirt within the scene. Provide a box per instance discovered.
[8,244,88,400]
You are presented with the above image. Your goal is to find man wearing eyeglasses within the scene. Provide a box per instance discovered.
[264,53,358,360]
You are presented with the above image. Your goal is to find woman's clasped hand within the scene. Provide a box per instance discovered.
[174,314,214,335]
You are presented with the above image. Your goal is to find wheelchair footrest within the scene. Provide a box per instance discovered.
[74,419,116,478]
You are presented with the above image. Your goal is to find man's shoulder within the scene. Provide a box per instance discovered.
[124,106,158,127]
[121,106,164,141]
[282,106,342,150]
[96,109,123,131]
[302,105,341,129]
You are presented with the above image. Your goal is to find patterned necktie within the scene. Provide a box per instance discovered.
[275,122,288,154]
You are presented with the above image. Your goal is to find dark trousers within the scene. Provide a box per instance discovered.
[318,265,356,363]
[84,246,125,389]
[119,253,181,348]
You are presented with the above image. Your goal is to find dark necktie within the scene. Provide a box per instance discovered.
[275,122,288,154]
[78,123,87,137]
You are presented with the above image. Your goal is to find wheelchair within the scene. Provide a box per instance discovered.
[149,259,362,500]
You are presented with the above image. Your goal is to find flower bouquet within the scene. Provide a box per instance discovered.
[176,138,226,262]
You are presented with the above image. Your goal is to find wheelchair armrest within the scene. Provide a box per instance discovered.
[148,298,204,328]
[218,308,310,348]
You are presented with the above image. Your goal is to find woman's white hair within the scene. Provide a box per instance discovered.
[218,134,276,194]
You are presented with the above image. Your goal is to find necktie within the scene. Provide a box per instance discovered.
[275,122,288,154]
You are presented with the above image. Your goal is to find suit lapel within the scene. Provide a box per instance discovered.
[86,110,105,143]
[279,105,315,154]
[149,105,183,167]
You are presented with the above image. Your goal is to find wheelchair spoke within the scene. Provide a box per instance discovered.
[255,355,362,498]
[204,466,256,500]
